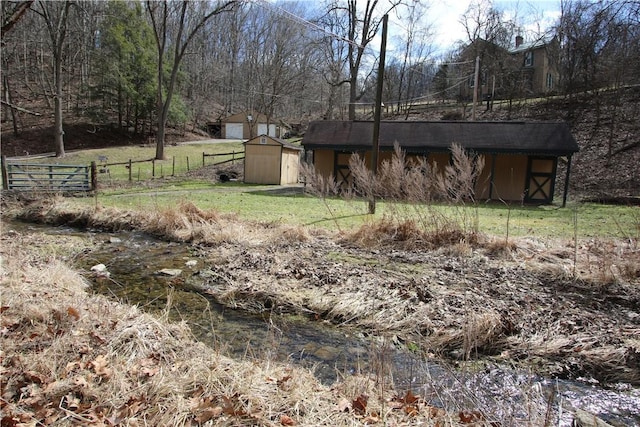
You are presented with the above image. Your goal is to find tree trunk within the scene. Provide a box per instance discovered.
[3,73,20,136]
[54,52,65,157]
[348,73,357,120]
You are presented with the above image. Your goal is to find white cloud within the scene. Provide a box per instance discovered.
[429,1,470,54]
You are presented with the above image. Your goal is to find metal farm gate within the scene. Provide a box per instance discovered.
[1,156,96,192]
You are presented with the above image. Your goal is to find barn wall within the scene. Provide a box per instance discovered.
[474,154,492,199]
[311,149,542,202]
[491,154,528,201]
[244,144,282,184]
[313,150,334,177]
[223,112,275,139]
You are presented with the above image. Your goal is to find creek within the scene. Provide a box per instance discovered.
[7,221,639,426]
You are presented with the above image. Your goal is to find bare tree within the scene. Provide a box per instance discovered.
[32,0,72,157]
[251,3,313,127]
[557,0,640,94]
[146,0,237,160]
[314,6,349,119]
[457,0,521,109]
[387,0,434,116]
[1,0,33,39]
[326,0,401,120]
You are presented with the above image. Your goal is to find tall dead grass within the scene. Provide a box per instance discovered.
[4,194,310,247]
[1,232,334,425]
[315,142,486,249]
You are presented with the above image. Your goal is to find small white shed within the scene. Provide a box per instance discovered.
[243,135,302,185]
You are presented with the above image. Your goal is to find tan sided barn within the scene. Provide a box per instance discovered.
[302,120,579,206]
[244,135,302,185]
[222,111,280,139]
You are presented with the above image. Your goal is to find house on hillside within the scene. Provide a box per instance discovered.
[456,35,560,101]
[244,135,302,185]
[301,120,579,206]
[222,111,281,140]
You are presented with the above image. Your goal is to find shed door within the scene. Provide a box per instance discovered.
[226,123,244,139]
[524,156,557,204]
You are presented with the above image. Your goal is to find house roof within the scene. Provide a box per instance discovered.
[302,120,579,156]
[510,35,556,54]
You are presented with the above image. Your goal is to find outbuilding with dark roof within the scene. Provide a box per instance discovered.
[302,120,579,205]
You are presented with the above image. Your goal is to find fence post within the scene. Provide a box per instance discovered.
[1,155,8,190]
[128,159,132,181]
[232,150,235,164]
[203,152,205,167]
[172,156,175,176]
[152,159,155,177]
[187,156,190,171]
[90,161,97,190]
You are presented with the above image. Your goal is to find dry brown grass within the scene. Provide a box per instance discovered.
[313,142,486,250]
[428,310,505,360]
[345,217,479,251]
[3,194,312,248]
[3,229,508,426]
[2,192,638,424]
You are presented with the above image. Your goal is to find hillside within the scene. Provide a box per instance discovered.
[2,86,639,202]
[477,86,640,201]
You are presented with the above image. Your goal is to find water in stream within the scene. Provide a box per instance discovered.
[8,222,640,426]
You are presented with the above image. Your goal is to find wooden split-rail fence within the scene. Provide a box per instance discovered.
[1,150,245,192]
[1,155,96,192]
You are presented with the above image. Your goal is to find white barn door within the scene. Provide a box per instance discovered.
[226,123,244,139]
[258,123,276,137]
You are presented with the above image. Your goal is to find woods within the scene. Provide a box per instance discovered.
[1,0,639,157]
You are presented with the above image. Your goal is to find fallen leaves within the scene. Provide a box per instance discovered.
[352,394,368,415]
[67,306,81,321]
[90,355,112,379]
[280,414,296,425]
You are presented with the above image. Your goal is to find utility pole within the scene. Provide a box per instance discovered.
[368,14,388,215]
[472,55,480,121]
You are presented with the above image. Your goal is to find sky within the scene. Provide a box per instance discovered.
[427,0,562,54]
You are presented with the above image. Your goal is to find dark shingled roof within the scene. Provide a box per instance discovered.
[302,120,579,156]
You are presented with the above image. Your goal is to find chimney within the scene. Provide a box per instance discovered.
[515,35,523,48]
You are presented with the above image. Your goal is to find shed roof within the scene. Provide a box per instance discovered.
[244,135,303,151]
[302,120,579,156]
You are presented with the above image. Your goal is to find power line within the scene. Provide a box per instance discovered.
[251,0,365,50]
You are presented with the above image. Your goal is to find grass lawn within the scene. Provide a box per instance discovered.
[6,141,245,182]
[69,180,640,240]
[5,143,638,240]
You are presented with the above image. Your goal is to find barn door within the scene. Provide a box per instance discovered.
[226,123,244,139]
[334,151,353,187]
[524,156,557,204]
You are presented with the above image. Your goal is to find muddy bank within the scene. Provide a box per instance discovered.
[3,196,639,388]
